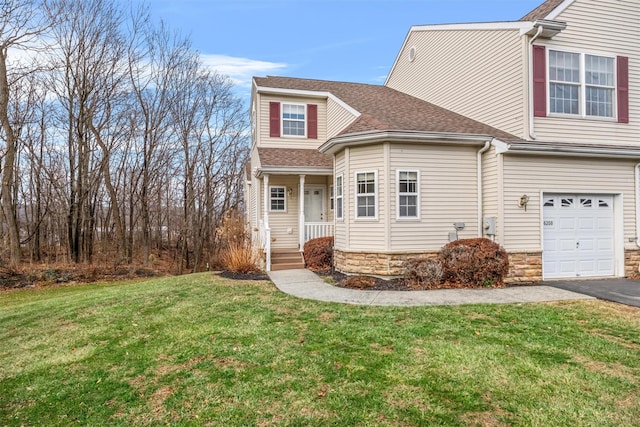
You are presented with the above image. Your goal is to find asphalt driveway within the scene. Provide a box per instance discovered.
[544,278,640,307]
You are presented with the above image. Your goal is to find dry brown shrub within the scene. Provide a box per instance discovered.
[440,238,509,287]
[342,275,376,289]
[403,258,443,288]
[216,210,259,273]
[303,236,334,270]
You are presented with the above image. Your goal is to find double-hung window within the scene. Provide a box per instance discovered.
[282,103,305,136]
[397,170,418,219]
[355,171,376,219]
[335,175,343,220]
[549,50,615,118]
[269,186,286,212]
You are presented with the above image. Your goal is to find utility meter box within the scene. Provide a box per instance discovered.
[483,217,497,236]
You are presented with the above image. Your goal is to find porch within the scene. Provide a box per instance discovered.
[256,174,334,272]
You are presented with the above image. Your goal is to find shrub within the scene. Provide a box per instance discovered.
[216,210,259,273]
[403,258,443,289]
[341,275,376,289]
[303,236,334,271]
[439,238,509,287]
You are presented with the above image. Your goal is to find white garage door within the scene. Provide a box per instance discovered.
[542,194,614,279]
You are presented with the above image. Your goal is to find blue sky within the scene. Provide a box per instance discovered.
[139,0,545,97]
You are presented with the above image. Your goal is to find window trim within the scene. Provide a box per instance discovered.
[329,185,334,211]
[269,185,287,212]
[396,169,420,220]
[547,48,617,120]
[281,102,307,138]
[354,170,377,220]
[335,175,343,221]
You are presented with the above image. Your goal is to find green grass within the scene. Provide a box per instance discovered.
[1,273,639,426]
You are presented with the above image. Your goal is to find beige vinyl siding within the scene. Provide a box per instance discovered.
[482,146,500,238]
[334,151,347,250]
[326,97,358,140]
[501,155,636,252]
[347,145,386,251]
[388,144,478,251]
[266,176,300,249]
[386,29,527,138]
[533,0,640,144]
[259,94,328,149]
[250,148,262,226]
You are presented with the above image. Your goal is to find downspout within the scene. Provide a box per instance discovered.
[635,164,640,250]
[477,140,491,238]
[528,25,544,140]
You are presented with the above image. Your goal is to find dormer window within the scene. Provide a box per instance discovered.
[269,102,318,139]
[282,103,306,136]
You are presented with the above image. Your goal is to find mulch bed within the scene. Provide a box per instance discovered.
[314,269,537,291]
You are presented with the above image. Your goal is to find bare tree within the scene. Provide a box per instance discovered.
[0,0,49,266]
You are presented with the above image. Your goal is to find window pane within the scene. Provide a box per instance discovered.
[586,86,613,117]
[399,195,417,218]
[550,83,579,114]
[282,104,305,136]
[549,51,580,83]
[585,55,614,87]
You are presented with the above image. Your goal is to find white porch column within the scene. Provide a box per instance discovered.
[299,174,306,250]
[263,174,270,228]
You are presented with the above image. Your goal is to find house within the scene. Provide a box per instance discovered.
[245,0,639,282]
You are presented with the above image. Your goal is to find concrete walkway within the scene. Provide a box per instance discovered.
[268,269,594,306]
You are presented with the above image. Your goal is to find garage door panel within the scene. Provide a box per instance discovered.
[543,193,615,279]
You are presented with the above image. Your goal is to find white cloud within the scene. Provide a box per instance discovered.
[200,54,287,88]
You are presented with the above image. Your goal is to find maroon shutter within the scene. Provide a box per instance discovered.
[307,104,318,139]
[617,56,629,123]
[532,45,547,117]
[269,102,280,137]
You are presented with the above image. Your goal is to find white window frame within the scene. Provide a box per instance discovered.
[269,185,287,212]
[335,175,343,221]
[547,48,617,119]
[355,170,377,220]
[397,170,419,220]
[281,103,306,137]
[329,185,334,211]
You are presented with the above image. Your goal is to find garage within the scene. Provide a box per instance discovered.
[542,194,615,279]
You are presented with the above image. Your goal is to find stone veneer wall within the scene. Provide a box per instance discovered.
[505,252,542,283]
[334,249,640,282]
[333,250,438,276]
[624,249,640,278]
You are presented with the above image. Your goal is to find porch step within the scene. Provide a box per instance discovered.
[271,249,305,271]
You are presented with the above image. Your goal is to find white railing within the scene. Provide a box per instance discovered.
[304,222,334,243]
[258,220,271,271]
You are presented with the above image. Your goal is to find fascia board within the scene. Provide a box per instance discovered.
[255,167,333,178]
[544,0,577,20]
[505,143,640,159]
[320,130,491,154]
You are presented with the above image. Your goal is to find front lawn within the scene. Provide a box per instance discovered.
[1,274,639,426]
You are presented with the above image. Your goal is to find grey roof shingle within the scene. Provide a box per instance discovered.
[254,76,522,143]
[520,0,566,21]
[257,147,333,169]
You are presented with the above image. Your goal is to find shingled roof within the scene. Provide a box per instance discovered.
[254,76,522,143]
[257,147,333,169]
[520,0,566,21]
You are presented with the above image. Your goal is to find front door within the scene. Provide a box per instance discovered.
[304,187,324,222]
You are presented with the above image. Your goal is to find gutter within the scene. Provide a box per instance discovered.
[319,130,492,155]
[254,166,333,179]
[502,142,640,159]
[635,164,640,250]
